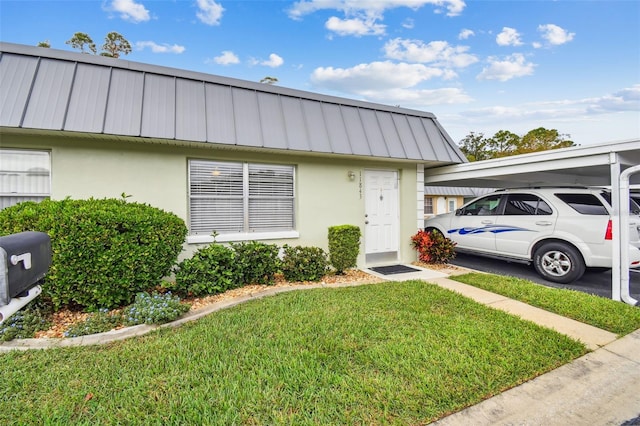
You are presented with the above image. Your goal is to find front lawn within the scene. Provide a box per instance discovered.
[451,273,640,335]
[0,280,586,425]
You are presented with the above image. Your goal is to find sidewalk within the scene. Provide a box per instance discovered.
[367,265,640,426]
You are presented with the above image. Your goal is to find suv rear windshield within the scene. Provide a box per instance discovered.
[599,192,640,215]
[554,193,608,215]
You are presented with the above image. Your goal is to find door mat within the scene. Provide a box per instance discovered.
[369,265,421,275]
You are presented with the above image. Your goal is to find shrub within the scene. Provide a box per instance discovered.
[411,229,457,264]
[328,225,361,274]
[0,198,187,310]
[281,245,328,282]
[173,244,242,296]
[231,241,280,285]
[122,292,190,326]
[0,301,52,341]
[64,309,123,338]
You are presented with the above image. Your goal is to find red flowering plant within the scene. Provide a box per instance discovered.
[410,229,457,264]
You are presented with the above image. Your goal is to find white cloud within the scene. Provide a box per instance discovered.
[458,29,474,40]
[360,87,473,107]
[310,61,473,107]
[260,53,284,68]
[496,27,523,46]
[538,24,575,45]
[402,18,415,29]
[584,84,640,113]
[213,51,239,65]
[135,41,185,53]
[325,16,385,36]
[383,38,478,68]
[196,0,224,26]
[106,0,150,23]
[477,53,535,81]
[311,61,445,92]
[288,1,465,38]
[288,0,466,19]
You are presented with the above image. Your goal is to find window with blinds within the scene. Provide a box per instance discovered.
[0,149,51,211]
[189,160,295,236]
[424,197,433,214]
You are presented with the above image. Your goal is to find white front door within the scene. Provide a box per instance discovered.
[365,170,399,256]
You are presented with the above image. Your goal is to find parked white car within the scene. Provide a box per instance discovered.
[424,187,640,283]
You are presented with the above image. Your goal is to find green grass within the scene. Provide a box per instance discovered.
[0,281,586,425]
[451,273,640,335]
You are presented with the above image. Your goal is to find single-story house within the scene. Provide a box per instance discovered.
[0,42,466,267]
[423,186,494,220]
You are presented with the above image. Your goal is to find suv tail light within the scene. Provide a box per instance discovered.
[605,220,613,240]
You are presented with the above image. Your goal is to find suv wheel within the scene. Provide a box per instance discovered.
[533,242,585,284]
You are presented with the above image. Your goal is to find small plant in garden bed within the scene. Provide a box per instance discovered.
[0,301,52,341]
[64,309,123,338]
[411,229,456,264]
[123,291,191,326]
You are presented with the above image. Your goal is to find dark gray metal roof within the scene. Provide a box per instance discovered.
[0,42,466,164]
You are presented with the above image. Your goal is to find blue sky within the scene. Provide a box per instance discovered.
[1,0,639,146]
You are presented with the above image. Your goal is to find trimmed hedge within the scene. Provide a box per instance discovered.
[231,240,280,285]
[328,225,361,274]
[173,244,242,297]
[281,245,328,282]
[0,198,187,310]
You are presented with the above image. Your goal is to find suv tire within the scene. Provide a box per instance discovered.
[533,242,585,284]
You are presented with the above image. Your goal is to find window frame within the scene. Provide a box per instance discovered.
[424,197,434,215]
[187,159,298,244]
[0,149,51,211]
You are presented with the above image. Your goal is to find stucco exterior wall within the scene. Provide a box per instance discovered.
[3,133,420,266]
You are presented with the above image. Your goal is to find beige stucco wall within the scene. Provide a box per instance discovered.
[2,133,420,266]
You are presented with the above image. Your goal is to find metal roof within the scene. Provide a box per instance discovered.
[0,42,466,164]
[424,186,494,197]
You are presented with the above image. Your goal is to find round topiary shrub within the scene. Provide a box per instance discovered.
[231,240,280,285]
[173,243,242,297]
[281,245,328,282]
[0,198,187,310]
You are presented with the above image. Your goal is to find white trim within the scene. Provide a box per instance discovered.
[187,230,299,244]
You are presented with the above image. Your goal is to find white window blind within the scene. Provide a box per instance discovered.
[189,160,295,236]
[424,197,433,214]
[0,149,51,210]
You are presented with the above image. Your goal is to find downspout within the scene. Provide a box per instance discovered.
[619,164,640,306]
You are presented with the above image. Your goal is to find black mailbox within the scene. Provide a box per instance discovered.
[0,231,52,307]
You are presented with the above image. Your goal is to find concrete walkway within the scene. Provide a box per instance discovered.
[2,265,639,424]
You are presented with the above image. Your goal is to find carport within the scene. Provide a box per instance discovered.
[422,139,640,305]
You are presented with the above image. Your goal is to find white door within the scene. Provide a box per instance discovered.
[365,170,399,255]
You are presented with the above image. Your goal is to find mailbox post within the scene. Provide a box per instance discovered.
[0,232,52,325]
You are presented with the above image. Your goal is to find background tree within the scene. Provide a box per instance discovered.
[487,130,519,158]
[101,31,131,58]
[458,132,491,162]
[515,127,574,155]
[260,76,278,84]
[66,32,97,54]
[458,128,576,161]
[37,40,51,48]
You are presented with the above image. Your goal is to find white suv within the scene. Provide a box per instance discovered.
[424,187,640,283]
